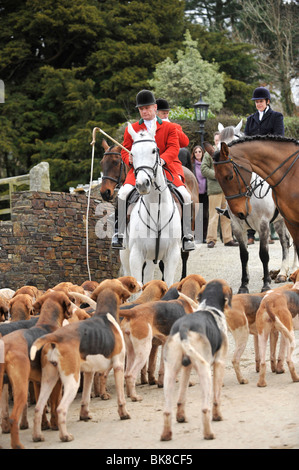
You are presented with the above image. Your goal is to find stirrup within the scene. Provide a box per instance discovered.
[216,207,230,219]
[111,233,125,250]
[182,236,195,252]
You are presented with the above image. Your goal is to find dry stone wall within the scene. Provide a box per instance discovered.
[0,191,120,290]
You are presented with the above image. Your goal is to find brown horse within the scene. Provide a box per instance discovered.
[99,140,199,279]
[213,136,299,257]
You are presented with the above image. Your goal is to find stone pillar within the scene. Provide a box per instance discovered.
[29,162,50,192]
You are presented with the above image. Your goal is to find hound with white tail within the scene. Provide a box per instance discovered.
[161,279,232,441]
[256,285,299,387]
[30,279,131,443]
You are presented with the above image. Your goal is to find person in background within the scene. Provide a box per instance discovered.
[245,86,284,244]
[156,98,189,148]
[191,145,208,242]
[201,132,238,249]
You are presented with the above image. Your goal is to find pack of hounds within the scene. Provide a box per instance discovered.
[0,270,298,448]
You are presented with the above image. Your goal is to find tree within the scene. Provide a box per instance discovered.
[236,0,298,115]
[0,0,186,189]
[184,0,242,31]
[188,24,258,114]
[149,31,225,112]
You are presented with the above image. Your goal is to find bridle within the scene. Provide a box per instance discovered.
[101,150,126,188]
[131,138,176,263]
[214,148,299,201]
[214,147,299,227]
[213,158,253,201]
[132,139,166,192]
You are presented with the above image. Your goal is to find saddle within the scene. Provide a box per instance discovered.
[126,184,184,221]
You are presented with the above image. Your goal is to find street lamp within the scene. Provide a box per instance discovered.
[193,93,209,147]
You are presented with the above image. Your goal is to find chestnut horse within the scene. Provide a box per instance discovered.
[100,140,199,280]
[213,136,299,258]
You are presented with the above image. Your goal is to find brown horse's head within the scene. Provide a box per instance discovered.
[206,141,253,220]
[100,140,124,201]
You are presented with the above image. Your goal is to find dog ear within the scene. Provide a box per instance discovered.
[32,293,47,313]
[26,297,35,316]
[119,286,132,303]
[289,269,299,283]
[224,287,233,308]
[62,295,73,319]
[90,285,101,301]
[197,284,206,301]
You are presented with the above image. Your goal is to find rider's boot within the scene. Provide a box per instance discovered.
[111,197,126,249]
[182,202,195,252]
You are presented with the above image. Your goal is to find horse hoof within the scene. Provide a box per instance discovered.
[261,285,271,292]
[238,287,249,294]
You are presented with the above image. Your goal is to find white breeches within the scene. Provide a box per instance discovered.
[118,183,191,204]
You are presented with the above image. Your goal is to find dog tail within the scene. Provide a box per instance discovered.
[118,309,135,318]
[30,333,59,361]
[266,306,295,347]
[179,326,209,368]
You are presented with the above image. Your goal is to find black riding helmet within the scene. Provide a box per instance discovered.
[135,90,156,108]
[251,87,271,101]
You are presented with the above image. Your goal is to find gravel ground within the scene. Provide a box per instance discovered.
[1,239,299,451]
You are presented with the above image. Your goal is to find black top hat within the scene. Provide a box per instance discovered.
[156,98,170,111]
[135,90,156,108]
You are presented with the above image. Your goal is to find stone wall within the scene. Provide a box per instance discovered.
[0,191,120,290]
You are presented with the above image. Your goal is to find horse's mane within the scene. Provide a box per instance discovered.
[228,134,298,148]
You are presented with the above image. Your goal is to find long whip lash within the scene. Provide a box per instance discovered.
[85,127,130,281]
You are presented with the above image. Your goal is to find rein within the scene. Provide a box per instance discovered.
[214,148,299,200]
[132,138,175,263]
[215,147,299,227]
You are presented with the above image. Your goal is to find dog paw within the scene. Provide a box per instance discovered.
[32,434,45,442]
[257,380,267,387]
[60,433,74,442]
[100,392,112,400]
[131,394,143,402]
[160,431,172,441]
[204,432,215,440]
[239,378,249,384]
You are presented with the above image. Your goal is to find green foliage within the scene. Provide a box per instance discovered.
[149,31,226,112]
[0,0,185,189]
[0,0,295,192]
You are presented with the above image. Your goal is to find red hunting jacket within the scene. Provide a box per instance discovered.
[121,117,184,187]
[172,122,189,148]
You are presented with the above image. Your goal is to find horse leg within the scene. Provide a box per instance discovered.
[163,245,182,287]
[142,260,156,285]
[258,220,271,291]
[119,249,131,276]
[230,221,249,293]
[180,250,189,280]
[274,219,290,282]
[129,245,145,286]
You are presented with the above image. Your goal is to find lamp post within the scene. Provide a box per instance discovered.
[193,93,209,147]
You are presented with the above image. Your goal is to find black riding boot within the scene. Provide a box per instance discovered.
[111,197,126,249]
[182,202,195,252]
